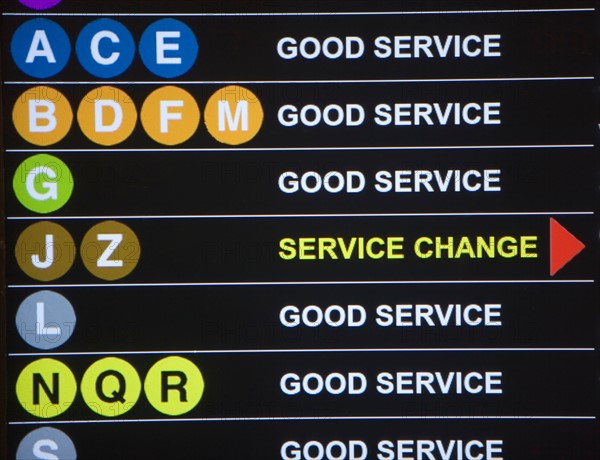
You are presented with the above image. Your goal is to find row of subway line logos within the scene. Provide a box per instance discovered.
[17,355,505,419]
[14,217,546,282]
[16,432,506,460]
[18,290,504,352]
[12,16,503,79]
[17,428,505,460]
[13,84,502,147]
[15,153,504,215]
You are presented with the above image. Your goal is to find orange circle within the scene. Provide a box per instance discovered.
[141,86,200,145]
[78,86,137,146]
[13,86,73,146]
[204,85,263,145]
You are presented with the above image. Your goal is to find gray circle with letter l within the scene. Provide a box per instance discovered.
[17,427,77,459]
[16,291,76,350]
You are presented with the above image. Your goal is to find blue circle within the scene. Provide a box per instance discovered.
[76,19,135,78]
[11,18,71,78]
[17,427,77,460]
[16,290,76,350]
[139,19,198,78]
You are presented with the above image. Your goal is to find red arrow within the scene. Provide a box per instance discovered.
[550,218,585,276]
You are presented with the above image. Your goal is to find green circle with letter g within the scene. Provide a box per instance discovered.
[13,154,74,214]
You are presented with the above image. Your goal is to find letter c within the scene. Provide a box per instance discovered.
[91,30,120,65]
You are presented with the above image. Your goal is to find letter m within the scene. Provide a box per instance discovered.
[218,100,248,132]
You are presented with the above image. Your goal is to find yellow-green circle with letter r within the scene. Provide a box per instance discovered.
[144,356,204,416]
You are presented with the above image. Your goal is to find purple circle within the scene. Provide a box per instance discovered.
[18,0,62,10]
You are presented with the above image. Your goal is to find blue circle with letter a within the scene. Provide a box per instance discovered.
[76,18,135,78]
[11,18,71,78]
[139,18,198,78]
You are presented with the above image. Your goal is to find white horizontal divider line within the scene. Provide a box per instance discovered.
[9,348,596,358]
[6,211,595,221]
[8,280,595,289]
[5,144,595,153]
[2,8,595,17]
[9,415,597,426]
[3,76,595,85]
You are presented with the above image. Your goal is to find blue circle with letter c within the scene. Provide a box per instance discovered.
[76,18,135,78]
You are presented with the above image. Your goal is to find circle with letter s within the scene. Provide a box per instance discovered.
[17,427,77,459]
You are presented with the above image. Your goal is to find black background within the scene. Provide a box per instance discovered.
[2,0,600,459]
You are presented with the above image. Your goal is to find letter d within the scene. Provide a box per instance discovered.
[95,100,124,132]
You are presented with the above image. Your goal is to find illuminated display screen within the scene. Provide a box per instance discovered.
[1,1,599,458]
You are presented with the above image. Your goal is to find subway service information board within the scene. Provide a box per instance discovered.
[2,0,600,459]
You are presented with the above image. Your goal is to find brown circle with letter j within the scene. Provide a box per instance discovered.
[15,221,76,281]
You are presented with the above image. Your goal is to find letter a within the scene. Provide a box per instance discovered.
[26,30,57,64]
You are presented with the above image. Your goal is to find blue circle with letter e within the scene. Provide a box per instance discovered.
[139,18,198,78]
[76,19,135,78]
[11,18,71,78]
